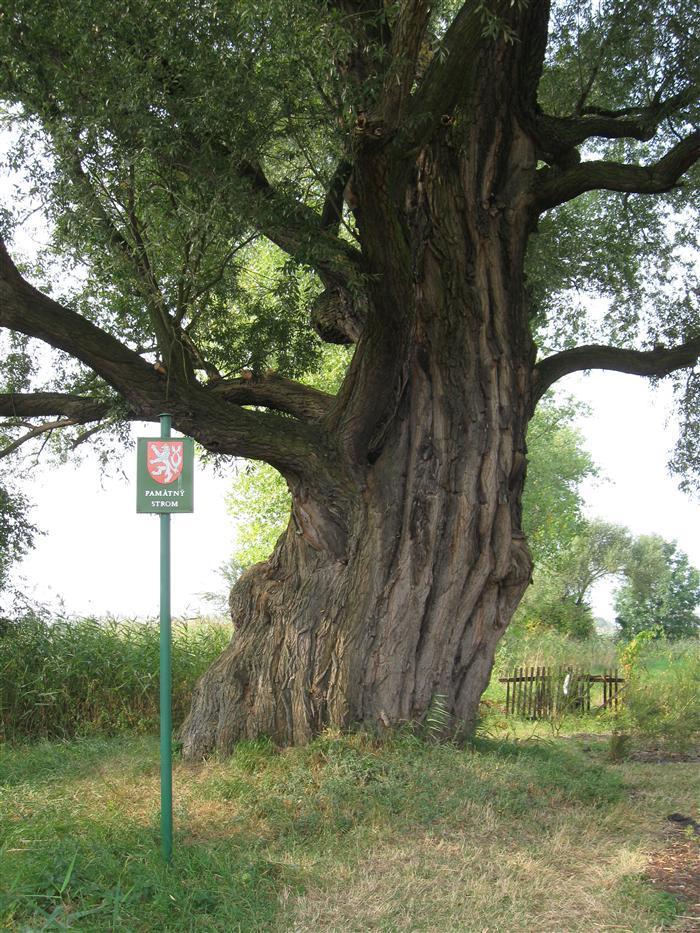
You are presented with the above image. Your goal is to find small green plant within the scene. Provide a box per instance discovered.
[608,731,630,761]
[423,693,451,742]
[619,626,664,678]
[607,632,700,755]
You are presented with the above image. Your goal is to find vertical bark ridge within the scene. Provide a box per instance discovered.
[181,92,538,757]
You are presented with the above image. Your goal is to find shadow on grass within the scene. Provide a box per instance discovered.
[470,734,624,806]
[0,735,158,788]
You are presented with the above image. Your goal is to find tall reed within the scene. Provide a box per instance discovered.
[494,628,618,677]
[0,614,230,741]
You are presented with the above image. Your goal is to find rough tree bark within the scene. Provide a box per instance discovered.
[181,57,538,754]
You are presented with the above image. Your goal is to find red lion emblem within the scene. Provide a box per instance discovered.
[147,441,184,485]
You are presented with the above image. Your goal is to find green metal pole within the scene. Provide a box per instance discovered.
[159,413,173,863]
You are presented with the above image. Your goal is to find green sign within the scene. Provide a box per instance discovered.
[136,436,194,513]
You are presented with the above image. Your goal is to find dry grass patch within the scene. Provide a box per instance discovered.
[288,814,653,931]
[282,737,695,931]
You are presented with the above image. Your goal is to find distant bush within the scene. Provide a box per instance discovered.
[617,641,700,754]
[0,613,230,741]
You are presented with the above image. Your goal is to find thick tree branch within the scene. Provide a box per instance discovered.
[230,157,363,285]
[402,0,551,150]
[533,338,700,401]
[209,373,334,421]
[320,159,353,233]
[535,131,700,212]
[534,87,696,160]
[404,0,489,145]
[235,155,366,341]
[0,236,166,401]
[379,0,432,127]
[113,42,365,284]
[0,392,113,422]
[515,0,552,110]
[0,239,329,472]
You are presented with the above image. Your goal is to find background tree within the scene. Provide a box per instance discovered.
[521,398,596,570]
[227,462,292,574]
[0,0,698,754]
[615,535,700,640]
[517,520,631,638]
[0,484,37,610]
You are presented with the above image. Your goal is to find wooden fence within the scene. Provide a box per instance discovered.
[499,666,624,719]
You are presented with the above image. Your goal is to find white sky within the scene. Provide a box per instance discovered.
[562,373,700,620]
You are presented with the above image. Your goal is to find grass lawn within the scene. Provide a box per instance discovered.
[1,728,697,931]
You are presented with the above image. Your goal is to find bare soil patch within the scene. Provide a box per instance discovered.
[647,822,700,932]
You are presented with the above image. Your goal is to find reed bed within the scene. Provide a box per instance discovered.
[0,614,230,741]
[498,628,620,671]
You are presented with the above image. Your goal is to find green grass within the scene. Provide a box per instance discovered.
[0,614,230,741]
[494,629,699,677]
[1,730,697,931]
[1,622,698,929]
[617,643,700,754]
[635,637,700,676]
[0,736,284,931]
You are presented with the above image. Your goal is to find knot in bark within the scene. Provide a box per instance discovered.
[310,287,366,345]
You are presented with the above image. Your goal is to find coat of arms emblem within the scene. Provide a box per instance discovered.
[147,441,184,485]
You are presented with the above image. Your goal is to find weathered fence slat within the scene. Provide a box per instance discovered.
[518,666,523,717]
[499,665,625,720]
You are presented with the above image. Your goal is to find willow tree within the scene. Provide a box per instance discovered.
[0,0,698,754]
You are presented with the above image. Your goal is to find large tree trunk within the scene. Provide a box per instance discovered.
[182,111,537,757]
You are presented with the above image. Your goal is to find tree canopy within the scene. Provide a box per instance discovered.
[0,0,698,469]
[517,518,632,637]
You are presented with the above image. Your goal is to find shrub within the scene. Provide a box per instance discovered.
[0,613,230,741]
[620,645,700,754]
